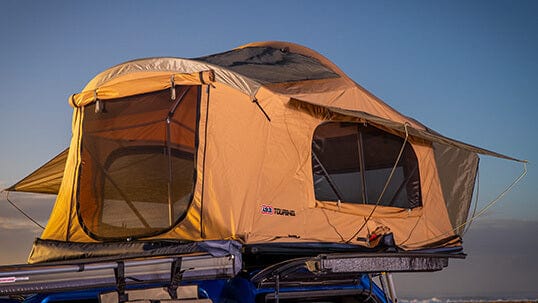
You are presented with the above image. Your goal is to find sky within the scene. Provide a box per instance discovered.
[0,0,537,299]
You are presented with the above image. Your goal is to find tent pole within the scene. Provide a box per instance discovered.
[274,274,280,303]
[378,273,390,303]
[165,86,191,227]
[166,116,173,226]
[312,151,345,202]
[386,272,398,303]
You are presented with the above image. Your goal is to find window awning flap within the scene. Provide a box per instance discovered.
[6,148,69,195]
[293,99,525,163]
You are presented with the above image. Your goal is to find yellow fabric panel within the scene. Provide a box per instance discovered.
[85,70,213,90]
[39,108,95,243]
[197,84,269,240]
[361,141,456,250]
[273,84,424,129]
[158,83,272,242]
[69,71,214,108]
[236,88,455,247]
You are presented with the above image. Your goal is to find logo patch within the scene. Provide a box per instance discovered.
[261,204,273,215]
[261,204,296,217]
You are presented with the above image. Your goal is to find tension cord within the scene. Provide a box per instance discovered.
[459,161,528,234]
[2,190,45,230]
[402,160,528,248]
[346,122,410,243]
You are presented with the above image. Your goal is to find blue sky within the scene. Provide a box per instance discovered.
[1,0,537,299]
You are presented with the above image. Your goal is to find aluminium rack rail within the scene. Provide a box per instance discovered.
[0,253,237,296]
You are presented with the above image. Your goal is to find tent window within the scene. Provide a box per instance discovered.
[78,87,199,240]
[312,122,422,209]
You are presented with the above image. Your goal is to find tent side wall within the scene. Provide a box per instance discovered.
[167,85,457,247]
[37,82,459,249]
[433,142,479,234]
[35,91,459,258]
[252,88,454,247]
[39,108,91,243]
[158,82,264,241]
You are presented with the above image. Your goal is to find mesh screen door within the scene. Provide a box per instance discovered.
[78,87,199,240]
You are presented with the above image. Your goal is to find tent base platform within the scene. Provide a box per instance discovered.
[251,252,464,287]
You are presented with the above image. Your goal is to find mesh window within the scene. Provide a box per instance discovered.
[312,122,421,209]
[78,87,199,240]
[195,46,340,84]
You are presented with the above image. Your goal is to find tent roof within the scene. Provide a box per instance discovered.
[69,41,357,107]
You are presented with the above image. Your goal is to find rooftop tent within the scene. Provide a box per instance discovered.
[7,41,524,264]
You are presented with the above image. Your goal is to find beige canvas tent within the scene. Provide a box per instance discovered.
[7,41,524,264]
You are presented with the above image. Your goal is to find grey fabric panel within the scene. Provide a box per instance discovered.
[28,238,202,264]
[27,239,243,265]
[433,142,479,234]
[197,240,243,272]
[87,57,261,97]
[195,46,340,84]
